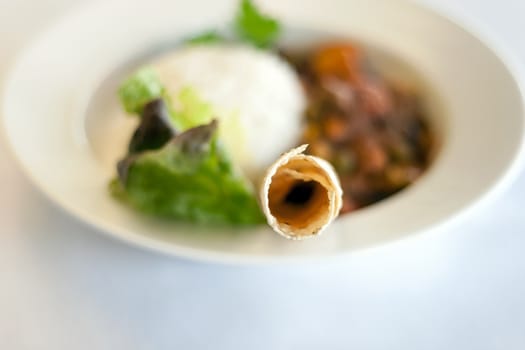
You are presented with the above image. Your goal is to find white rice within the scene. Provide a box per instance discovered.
[152,44,305,181]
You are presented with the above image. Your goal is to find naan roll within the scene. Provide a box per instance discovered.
[260,145,343,239]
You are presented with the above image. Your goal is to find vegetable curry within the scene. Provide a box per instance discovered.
[282,44,434,214]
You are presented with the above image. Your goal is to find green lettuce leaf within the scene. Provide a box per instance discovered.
[118,68,214,131]
[112,120,264,225]
[114,68,264,225]
[118,68,165,115]
[170,87,215,131]
[185,30,224,44]
[234,0,281,48]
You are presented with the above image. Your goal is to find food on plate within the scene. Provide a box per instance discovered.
[112,72,264,224]
[109,0,434,239]
[261,145,342,239]
[152,45,304,181]
[281,44,433,213]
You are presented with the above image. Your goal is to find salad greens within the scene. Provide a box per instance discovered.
[112,0,283,225]
[185,30,224,45]
[118,68,165,114]
[234,0,281,48]
[112,69,264,225]
[119,69,214,131]
[112,120,264,224]
[185,0,281,48]
[127,99,174,154]
[171,87,215,131]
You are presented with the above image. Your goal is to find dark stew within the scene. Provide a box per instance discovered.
[281,43,434,214]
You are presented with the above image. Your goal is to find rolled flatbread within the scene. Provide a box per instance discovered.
[260,145,343,240]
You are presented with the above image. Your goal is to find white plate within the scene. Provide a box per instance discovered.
[3,0,525,263]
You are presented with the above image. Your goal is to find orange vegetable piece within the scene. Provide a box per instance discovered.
[323,115,349,142]
[312,43,362,82]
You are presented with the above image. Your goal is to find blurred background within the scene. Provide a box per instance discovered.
[1,0,525,349]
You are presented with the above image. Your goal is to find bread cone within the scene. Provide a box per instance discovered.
[260,145,343,240]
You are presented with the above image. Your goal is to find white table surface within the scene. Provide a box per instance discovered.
[1,0,525,349]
